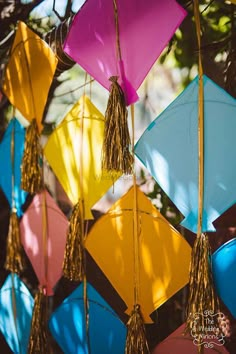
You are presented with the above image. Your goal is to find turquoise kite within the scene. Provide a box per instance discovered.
[49,282,127,354]
[135,75,236,233]
[0,118,27,217]
[0,274,34,354]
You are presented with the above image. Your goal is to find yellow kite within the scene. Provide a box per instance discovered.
[44,95,121,219]
[2,21,58,131]
[85,186,191,323]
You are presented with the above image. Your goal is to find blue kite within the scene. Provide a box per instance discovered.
[0,274,34,354]
[212,238,236,319]
[135,75,236,233]
[49,282,127,354]
[0,118,27,217]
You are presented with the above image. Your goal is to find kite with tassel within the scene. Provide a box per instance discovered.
[63,0,186,174]
[135,1,226,349]
[2,21,58,194]
[0,274,34,354]
[20,190,68,353]
[86,106,191,353]
[0,118,27,274]
[49,282,127,353]
[44,95,121,281]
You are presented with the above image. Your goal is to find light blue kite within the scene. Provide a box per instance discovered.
[135,75,236,233]
[0,274,34,354]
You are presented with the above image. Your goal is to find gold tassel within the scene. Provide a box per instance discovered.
[185,233,220,345]
[28,288,49,354]
[102,76,133,175]
[5,210,25,274]
[62,201,84,281]
[21,119,43,194]
[125,304,150,354]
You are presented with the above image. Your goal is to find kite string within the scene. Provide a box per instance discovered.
[113,0,122,62]
[89,75,92,101]
[81,72,91,354]
[131,104,140,306]
[10,114,22,354]
[40,180,51,353]
[11,273,22,354]
[20,38,37,122]
[11,110,16,210]
[194,0,204,238]
[42,188,48,294]
[42,181,50,344]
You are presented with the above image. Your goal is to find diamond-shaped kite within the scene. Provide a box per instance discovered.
[49,282,127,354]
[0,118,27,217]
[0,274,34,354]
[212,238,236,319]
[85,186,191,323]
[44,95,121,220]
[20,190,68,295]
[64,0,187,174]
[135,75,236,233]
[64,0,186,105]
[2,21,57,130]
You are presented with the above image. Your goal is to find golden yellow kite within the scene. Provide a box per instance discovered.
[44,95,121,220]
[2,21,58,131]
[85,186,191,323]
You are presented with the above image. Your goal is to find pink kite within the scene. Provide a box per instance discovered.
[20,190,68,296]
[64,0,187,105]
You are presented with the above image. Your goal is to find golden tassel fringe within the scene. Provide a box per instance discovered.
[62,202,84,281]
[102,76,133,175]
[28,288,49,354]
[21,119,43,194]
[125,304,150,354]
[185,233,221,344]
[5,210,25,274]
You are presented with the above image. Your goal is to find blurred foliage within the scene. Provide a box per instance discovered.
[166,0,236,94]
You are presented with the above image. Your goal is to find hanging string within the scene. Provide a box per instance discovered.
[80,71,87,208]
[11,273,22,354]
[195,0,204,236]
[81,72,91,354]
[11,108,16,208]
[11,111,22,353]
[62,75,88,282]
[62,72,90,351]
[42,187,48,295]
[185,1,220,351]
[113,0,122,61]
[28,167,50,354]
[5,116,26,274]
[101,0,133,174]
[53,79,94,98]
[21,38,37,129]
[89,75,92,101]
[20,35,43,194]
[131,104,140,307]
[63,72,87,280]
[6,112,23,352]
[125,105,149,354]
